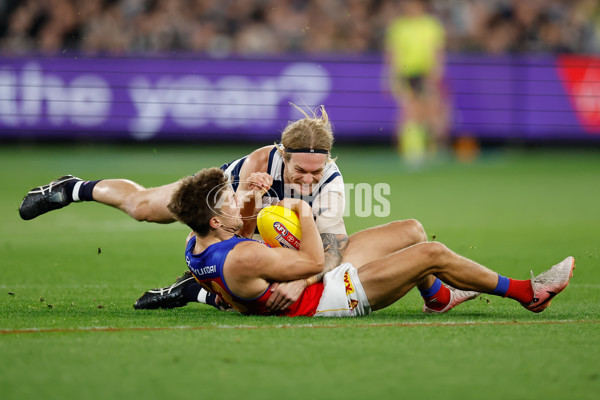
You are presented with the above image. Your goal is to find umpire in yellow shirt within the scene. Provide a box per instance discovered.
[385,0,448,164]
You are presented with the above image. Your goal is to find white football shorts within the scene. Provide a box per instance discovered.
[314,263,371,317]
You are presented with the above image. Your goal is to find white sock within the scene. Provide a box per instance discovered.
[71,181,84,202]
[197,288,208,304]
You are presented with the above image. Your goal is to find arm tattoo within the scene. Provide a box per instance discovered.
[314,233,349,282]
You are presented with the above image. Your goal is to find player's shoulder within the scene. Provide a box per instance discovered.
[244,145,275,173]
[324,157,343,176]
[228,240,272,272]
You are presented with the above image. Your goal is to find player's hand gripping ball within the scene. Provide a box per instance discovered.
[257,205,302,250]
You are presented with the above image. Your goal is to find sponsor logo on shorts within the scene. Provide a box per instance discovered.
[344,271,359,312]
[344,271,355,296]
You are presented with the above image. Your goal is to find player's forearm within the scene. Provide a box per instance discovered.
[238,219,256,238]
[237,171,272,238]
[296,203,325,269]
[237,191,259,238]
[304,233,349,286]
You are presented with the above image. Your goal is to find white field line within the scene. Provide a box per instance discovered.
[1,319,599,335]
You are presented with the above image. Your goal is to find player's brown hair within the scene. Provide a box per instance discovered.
[167,167,229,236]
[279,104,334,162]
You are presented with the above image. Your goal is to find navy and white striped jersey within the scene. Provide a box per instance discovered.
[220,145,346,235]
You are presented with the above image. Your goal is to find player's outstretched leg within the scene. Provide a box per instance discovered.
[20,176,179,223]
[341,220,478,313]
[19,175,84,220]
[357,242,574,314]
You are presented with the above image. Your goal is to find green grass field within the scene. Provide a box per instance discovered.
[1,143,599,400]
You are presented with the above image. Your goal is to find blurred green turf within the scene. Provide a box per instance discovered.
[1,143,599,400]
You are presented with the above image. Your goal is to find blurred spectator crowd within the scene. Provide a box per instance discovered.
[0,0,598,56]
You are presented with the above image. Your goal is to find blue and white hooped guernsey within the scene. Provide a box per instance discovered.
[220,145,347,235]
[220,156,247,192]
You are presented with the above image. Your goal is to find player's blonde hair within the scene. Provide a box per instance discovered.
[278,104,335,162]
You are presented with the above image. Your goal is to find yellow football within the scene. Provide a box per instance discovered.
[256,205,302,250]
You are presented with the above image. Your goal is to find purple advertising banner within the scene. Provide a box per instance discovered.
[0,54,598,142]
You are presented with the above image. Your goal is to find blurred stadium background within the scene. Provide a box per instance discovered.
[0,0,599,146]
[1,1,600,400]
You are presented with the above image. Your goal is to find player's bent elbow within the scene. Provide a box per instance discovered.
[311,259,325,275]
[311,251,325,274]
[296,257,324,278]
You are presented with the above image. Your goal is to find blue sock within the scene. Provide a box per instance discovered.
[419,278,442,299]
[79,180,101,201]
[491,275,510,297]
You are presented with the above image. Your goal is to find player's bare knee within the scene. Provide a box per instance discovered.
[129,201,176,223]
[420,241,449,264]
[126,200,154,222]
[128,206,148,221]
[405,219,427,243]
[390,219,426,244]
